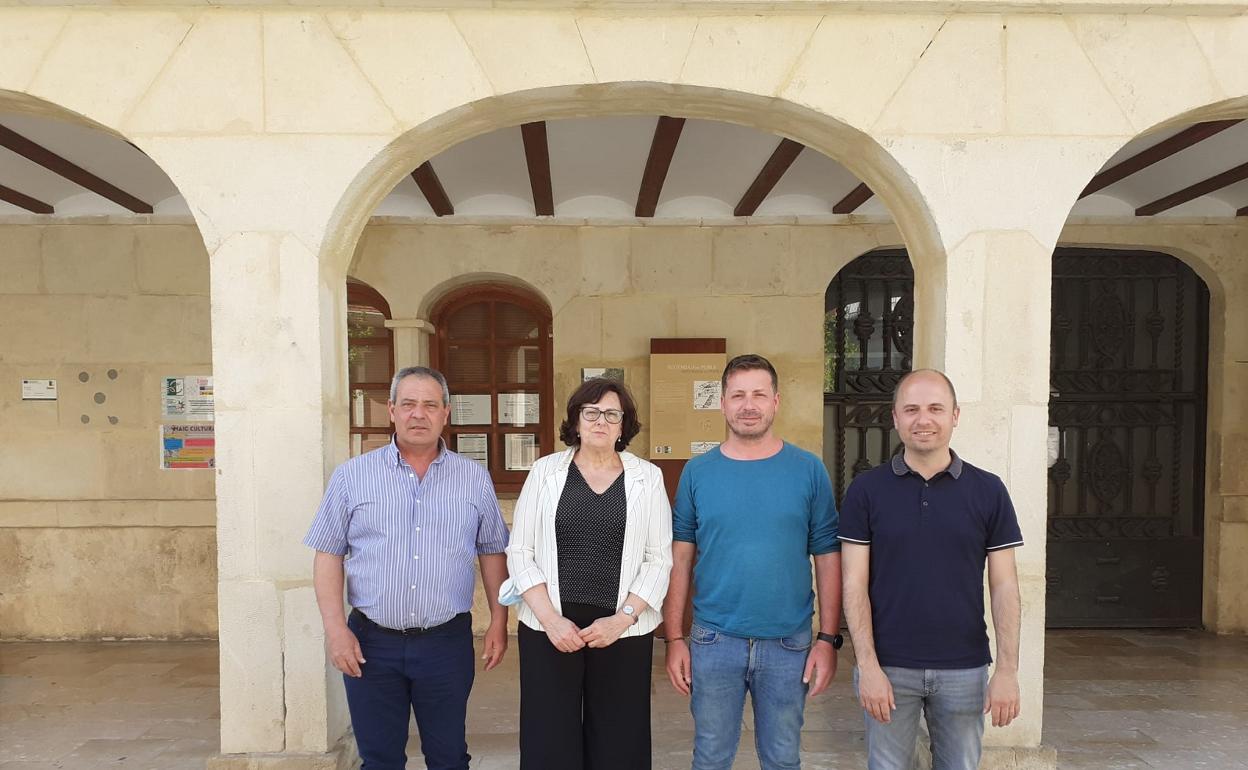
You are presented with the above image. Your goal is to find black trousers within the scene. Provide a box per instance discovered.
[518,602,654,770]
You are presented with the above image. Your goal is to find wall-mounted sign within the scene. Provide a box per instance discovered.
[162,376,214,421]
[450,394,492,425]
[161,424,215,469]
[649,351,726,461]
[21,379,57,400]
[581,367,625,383]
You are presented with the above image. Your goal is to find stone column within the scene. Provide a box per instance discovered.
[138,134,390,769]
[385,317,435,370]
[885,136,1121,768]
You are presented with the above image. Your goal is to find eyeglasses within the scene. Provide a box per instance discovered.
[580,407,624,424]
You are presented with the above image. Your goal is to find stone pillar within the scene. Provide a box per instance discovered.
[136,134,390,769]
[885,136,1119,769]
[385,317,435,369]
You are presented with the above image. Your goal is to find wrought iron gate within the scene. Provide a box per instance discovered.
[823,248,1208,627]
[824,250,913,500]
[1046,249,1207,627]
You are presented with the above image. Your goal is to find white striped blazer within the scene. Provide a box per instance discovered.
[506,447,673,637]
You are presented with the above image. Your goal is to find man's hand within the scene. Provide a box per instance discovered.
[543,615,586,653]
[579,613,631,649]
[482,619,507,671]
[984,669,1021,727]
[666,640,692,695]
[803,640,837,697]
[857,664,895,723]
[326,624,365,678]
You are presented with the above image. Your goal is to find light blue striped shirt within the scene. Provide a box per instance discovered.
[304,438,509,630]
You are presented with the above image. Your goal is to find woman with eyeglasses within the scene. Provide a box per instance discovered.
[504,377,673,770]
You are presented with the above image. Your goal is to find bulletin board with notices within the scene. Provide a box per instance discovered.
[648,343,726,461]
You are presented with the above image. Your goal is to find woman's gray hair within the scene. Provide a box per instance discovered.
[389,366,451,405]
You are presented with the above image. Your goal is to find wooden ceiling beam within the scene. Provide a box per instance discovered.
[635,116,685,217]
[520,121,554,216]
[0,123,152,213]
[832,182,873,214]
[1135,161,1248,216]
[0,182,53,214]
[411,161,453,217]
[733,139,804,217]
[1081,120,1241,199]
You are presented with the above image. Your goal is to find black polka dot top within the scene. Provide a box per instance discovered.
[555,462,627,610]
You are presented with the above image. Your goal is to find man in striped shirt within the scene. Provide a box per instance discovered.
[840,369,1024,770]
[304,366,509,770]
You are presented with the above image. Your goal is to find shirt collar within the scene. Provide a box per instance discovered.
[390,436,448,468]
[891,449,963,480]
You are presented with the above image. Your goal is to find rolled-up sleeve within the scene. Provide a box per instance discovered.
[303,467,351,556]
[475,475,509,555]
[505,462,548,594]
[627,465,673,609]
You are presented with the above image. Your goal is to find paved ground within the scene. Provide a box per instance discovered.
[2,630,1247,768]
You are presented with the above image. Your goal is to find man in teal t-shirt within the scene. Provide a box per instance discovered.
[663,354,842,770]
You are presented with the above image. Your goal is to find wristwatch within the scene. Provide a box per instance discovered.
[621,604,638,625]
[817,632,844,649]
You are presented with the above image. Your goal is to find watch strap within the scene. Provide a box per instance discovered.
[816,632,844,649]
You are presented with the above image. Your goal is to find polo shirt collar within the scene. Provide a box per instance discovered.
[390,436,449,468]
[891,449,963,479]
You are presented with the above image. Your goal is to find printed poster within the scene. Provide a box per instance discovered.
[457,433,489,470]
[505,433,538,471]
[498,393,540,426]
[163,376,214,421]
[161,424,215,469]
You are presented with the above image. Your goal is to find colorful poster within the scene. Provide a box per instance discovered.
[163,376,214,421]
[161,424,215,469]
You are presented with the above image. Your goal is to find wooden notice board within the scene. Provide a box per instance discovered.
[648,338,726,503]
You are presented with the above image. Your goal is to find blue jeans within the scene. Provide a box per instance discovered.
[688,622,811,770]
[343,611,475,770]
[854,665,989,770]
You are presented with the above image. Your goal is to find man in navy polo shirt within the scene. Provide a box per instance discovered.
[840,369,1023,770]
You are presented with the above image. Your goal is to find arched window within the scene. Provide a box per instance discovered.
[431,284,554,492]
[347,281,395,457]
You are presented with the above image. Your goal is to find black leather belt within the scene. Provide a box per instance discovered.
[351,608,467,637]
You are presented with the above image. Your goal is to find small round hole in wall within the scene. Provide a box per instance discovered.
[108,416,119,425]
[107,369,119,380]
[78,371,90,383]
[94,392,106,404]
[80,414,90,424]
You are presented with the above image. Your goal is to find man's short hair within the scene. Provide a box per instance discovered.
[720,353,779,394]
[390,366,450,405]
[892,368,958,409]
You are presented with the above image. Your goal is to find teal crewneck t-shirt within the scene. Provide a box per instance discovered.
[673,442,840,639]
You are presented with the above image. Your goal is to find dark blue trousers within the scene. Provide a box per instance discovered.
[344,611,475,770]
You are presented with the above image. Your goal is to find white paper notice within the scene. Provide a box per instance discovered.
[21,379,57,400]
[693,380,721,410]
[451,394,492,425]
[505,433,538,470]
[691,441,720,456]
[499,393,540,426]
[163,376,214,421]
[457,433,489,470]
[1047,426,1061,468]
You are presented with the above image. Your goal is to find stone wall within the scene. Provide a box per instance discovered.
[0,222,216,639]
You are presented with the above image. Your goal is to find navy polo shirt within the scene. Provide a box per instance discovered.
[839,450,1023,669]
